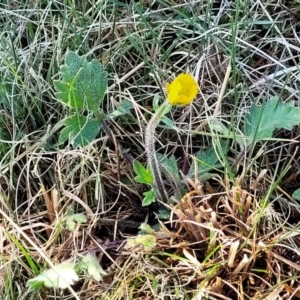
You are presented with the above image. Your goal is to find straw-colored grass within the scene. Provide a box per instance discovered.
[1,0,300,299]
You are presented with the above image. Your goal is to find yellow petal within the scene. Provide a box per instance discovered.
[166,73,198,106]
[167,81,182,105]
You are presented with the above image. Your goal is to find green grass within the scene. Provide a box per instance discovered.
[1,0,300,299]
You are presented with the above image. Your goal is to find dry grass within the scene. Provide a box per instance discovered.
[1,0,300,299]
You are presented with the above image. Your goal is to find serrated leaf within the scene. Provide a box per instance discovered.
[157,154,180,185]
[133,160,153,184]
[142,190,156,206]
[245,97,300,145]
[292,189,300,201]
[59,116,101,147]
[80,254,107,281]
[27,262,79,291]
[54,51,107,112]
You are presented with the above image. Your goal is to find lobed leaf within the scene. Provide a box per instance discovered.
[27,262,79,291]
[142,189,156,206]
[133,160,153,184]
[54,51,107,113]
[59,115,101,147]
[80,254,107,281]
[245,97,300,144]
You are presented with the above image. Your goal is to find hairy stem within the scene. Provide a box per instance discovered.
[145,101,171,203]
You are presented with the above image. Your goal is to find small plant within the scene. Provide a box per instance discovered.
[53,50,132,147]
[27,254,106,291]
[126,223,157,251]
[27,261,80,291]
[211,96,300,149]
[134,73,198,206]
[53,50,108,147]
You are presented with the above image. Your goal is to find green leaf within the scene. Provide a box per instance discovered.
[54,51,107,112]
[152,95,171,114]
[27,262,79,291]
[292,189,300,201]
[156,209,170,220]
[59,115,101,147]
[157,154,180,185]
[127,225,157,251]
[209,120,230,136]
[6,233,39,275]
[80,254,107,281]
[245,97,300,145]
[188,141,227,178]
[139,223,155,234]
[133,160,153,184]
[108,99,133,118]
[209,120,246,146]
[65,212,87,231]
[142,190,156,206]
[161,116,176,128]
[153,94,160,112]
[150,223,161,232]
[127,234,156,251]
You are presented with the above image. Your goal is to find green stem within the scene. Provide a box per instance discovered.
[145,101,172,203]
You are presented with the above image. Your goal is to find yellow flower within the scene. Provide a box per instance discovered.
[166,73,198,105]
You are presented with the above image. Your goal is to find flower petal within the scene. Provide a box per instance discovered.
[167,81,182,105]
[166,73,198,106]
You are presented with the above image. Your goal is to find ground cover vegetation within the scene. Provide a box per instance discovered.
[1,0,300,299]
